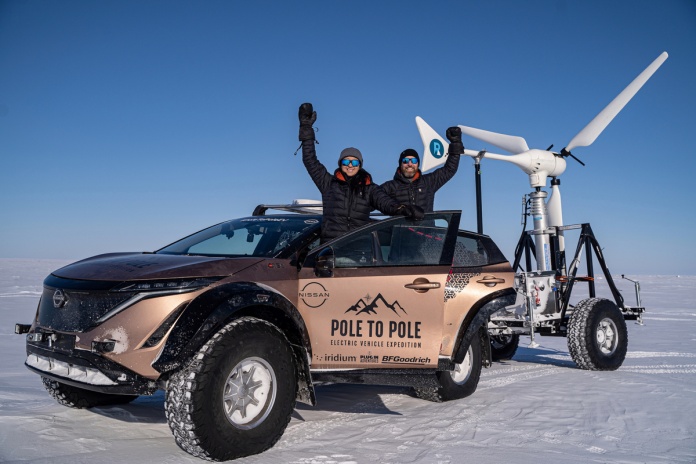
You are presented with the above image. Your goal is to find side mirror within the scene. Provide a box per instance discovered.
[315,247,335,278]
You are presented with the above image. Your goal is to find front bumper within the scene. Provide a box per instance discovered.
[25,336,159,396]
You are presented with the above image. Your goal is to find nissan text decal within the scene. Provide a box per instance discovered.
[299,282,329,308]
[429,139,445,159]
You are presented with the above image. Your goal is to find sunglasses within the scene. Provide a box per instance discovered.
[341,159,361,167]
[401,157,419,165]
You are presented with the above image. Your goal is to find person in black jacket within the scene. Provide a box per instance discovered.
[381,127,464,212]
[298,103,421,243]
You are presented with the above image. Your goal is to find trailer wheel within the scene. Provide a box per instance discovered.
[490,333,520,361]
[414,332,482,402]
[165,317,297,461]
[568,298,628,370]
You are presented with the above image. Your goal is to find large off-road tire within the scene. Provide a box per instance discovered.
[490,333,520,361]
[41,377,138,408]
[568,298,628,371]
[165,317,297,461]
[414,332,483,402]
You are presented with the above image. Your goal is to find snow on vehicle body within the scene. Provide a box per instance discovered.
[16,206,515,460]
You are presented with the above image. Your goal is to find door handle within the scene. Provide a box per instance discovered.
[476,276,506,287]
[404,278,441,293]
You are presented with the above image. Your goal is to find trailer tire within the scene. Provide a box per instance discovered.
[414,332,482,402]
[568,298,628,371]
[491,333,520,361]
[42,377,138,408]
[165,317,297,461]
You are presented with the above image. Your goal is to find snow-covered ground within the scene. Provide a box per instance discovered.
[1,258,694,463]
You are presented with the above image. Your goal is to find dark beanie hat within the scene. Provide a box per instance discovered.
[399,148,420,166]
[338,147,363,166]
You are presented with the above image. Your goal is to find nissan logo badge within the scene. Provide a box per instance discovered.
[53,289,68,308]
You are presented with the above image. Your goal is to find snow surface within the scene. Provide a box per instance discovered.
[1,258,694,463]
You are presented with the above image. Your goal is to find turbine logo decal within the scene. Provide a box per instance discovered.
[429,139,445,159]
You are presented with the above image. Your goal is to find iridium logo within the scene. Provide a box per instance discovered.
[429,139,445,159]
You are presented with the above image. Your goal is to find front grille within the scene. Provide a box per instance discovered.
[38,279,135,332]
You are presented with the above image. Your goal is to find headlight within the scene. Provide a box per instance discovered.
[112,277,224,293]
[97,277,224,324]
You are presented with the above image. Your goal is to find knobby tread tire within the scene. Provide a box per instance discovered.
[41,377,138,409]
[164,316,297,461]
[567,297,628,371]
[414,332,483,402]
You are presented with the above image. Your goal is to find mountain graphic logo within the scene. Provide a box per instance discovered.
[344,293,407,317]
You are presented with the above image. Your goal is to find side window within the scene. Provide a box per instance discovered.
[453,233,489,267]
[332,215,452,268]
[333,234,374,267]
[385,223,447,265]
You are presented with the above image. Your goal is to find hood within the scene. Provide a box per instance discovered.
[51,252,264,281]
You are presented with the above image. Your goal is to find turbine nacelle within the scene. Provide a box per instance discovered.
[474,148,567,188]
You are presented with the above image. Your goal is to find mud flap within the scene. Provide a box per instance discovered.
[290,343,316,406]
[480,326,492,368]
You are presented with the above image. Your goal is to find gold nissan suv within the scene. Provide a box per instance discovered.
[17,205,515,461]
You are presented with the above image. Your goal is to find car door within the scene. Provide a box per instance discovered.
[297,212,460,370]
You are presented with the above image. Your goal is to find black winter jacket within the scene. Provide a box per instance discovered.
[380,152,460,212]
[302,140,401,242]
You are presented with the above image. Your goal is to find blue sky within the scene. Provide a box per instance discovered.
[1,0,694,275]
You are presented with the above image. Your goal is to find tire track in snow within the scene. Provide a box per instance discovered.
[627,351,696,358]
[619,365,696,374]
[278,393,402,449]
[478,364,564,390]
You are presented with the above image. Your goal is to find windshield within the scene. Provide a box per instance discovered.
[156,216,320,257]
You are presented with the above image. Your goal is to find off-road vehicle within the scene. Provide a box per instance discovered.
[16,205,515,461]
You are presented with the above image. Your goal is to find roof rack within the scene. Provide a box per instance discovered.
[253,199,323,216]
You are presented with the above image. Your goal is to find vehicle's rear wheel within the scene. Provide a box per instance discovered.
[165,317,297,461]
[41,377,138,408]
[490,333,520,361]
[568,298,628,370]
[414,331,483,402]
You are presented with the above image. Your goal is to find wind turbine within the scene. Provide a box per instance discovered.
[417,51,668,272]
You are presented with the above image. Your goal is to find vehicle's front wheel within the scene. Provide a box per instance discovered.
[41,377,138,408]
[490,333,520,361]
[165,317,297,461]
[568,298,628,370]
[414,331,483,402]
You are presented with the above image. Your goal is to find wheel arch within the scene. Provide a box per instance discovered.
[152,281,315,404]
[452,288,516,365]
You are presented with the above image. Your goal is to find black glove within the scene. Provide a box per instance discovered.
[446,126,464,155]
[398,204,425,221]
[298,103,317,142]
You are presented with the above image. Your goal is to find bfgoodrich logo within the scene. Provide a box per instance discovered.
[382,355,431,365]
[299,282,329,308]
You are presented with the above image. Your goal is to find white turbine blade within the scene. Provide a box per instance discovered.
[566,51,668,152]
[415,116,449,172]
[458,125,529,154]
